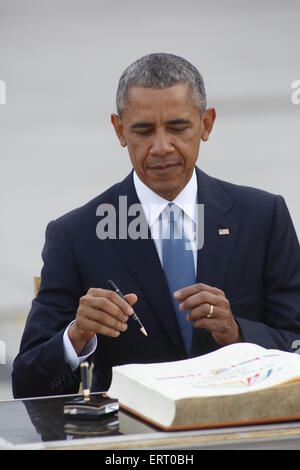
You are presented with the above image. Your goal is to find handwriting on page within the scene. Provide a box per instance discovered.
[155,355,283,390]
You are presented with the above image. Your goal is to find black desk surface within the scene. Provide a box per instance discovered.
[1,393,300,449]
[0,393,157,446]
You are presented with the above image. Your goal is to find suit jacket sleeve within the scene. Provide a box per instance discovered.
[12,219,85,398]
[236,195,300,350]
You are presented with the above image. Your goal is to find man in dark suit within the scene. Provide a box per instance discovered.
[12,53,300,398]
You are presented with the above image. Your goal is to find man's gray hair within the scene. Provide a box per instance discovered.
[116,53,206,116]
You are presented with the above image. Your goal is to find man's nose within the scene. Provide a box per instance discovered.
[149,131,174,157]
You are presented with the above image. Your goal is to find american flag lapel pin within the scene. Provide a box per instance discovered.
[218,228,230,236]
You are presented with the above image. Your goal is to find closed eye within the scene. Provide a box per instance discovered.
[134,129,153,136]
[134,127,189,136]
[168,127,189,133]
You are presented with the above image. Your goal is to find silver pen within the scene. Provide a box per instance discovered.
[108,280,148,337]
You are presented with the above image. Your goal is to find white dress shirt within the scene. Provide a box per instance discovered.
[133,169,198,273]
[63,169,198,371]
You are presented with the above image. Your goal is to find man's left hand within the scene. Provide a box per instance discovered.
[174,283,242,346]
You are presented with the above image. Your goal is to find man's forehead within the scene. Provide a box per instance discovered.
[126,83,190,100]
[123,84,196,120]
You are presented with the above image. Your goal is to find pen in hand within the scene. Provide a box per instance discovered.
[108,280,148,337]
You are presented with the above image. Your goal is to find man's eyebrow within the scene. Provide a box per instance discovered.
[130,119,192,129]
[167,119,192,126]
[130,121,153,129]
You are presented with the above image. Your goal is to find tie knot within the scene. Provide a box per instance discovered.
[166,203,182,224]
[161,203,184,239]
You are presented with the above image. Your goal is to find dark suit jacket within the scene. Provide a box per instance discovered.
[12,167,300,398]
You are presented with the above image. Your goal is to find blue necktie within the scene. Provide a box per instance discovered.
[162,203,195,355]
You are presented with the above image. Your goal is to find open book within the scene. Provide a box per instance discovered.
[107,343,300,430]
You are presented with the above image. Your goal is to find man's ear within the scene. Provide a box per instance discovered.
[201,108,216,142]
[111,113,127,147]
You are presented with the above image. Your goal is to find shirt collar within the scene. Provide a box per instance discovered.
[133,169,198,227]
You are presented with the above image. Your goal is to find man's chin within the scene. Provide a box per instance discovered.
[145,180,184,200]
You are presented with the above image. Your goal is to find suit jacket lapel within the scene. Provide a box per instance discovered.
[195,168,239,289]
[109,171,186,356]
[190,168,239,356]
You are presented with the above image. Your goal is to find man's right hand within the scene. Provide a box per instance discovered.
[68,288,138,356]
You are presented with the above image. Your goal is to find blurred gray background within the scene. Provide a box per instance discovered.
[0,0,299,400]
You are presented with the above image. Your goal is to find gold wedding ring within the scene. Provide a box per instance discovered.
[206,304,214,318]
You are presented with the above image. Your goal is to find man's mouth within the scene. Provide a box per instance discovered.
[148,162,180,171]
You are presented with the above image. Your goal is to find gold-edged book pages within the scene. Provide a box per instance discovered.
[107,343,300,430]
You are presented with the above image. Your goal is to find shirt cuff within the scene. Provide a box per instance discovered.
[63,321,97,372]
